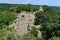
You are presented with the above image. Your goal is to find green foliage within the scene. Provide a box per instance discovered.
[10,4,39,13]
[14,6,21,13]
[30,6,39,12]
[0,4,17,40]
[0,23,6,30]
[34,11,45,25]
[0,4,60,40]
[23,33,37,40]
[18,33,37,40]
[0,11,17,25]
[42,5,53,12]
[49,37,60,40]
[0,4,60,12]
[34,11,50,25]
[0,4,16,12]
[30,27,38,37]
[0,11,17,30]
[0,27,16,40]
[34,5,60,40]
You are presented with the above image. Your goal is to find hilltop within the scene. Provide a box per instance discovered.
[0,3,60,40]
[0,3,60,12]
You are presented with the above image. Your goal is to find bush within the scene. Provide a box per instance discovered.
[18,33,37,40]
[0,11,17,25]
[0,23,6,30]
[30,27,38,37]
[49,37,60,40]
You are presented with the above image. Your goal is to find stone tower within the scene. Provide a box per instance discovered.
[39,6,43,11]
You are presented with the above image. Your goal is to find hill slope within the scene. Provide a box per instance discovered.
[0,3,60,12]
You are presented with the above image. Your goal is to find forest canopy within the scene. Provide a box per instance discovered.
[0,4,60,40]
